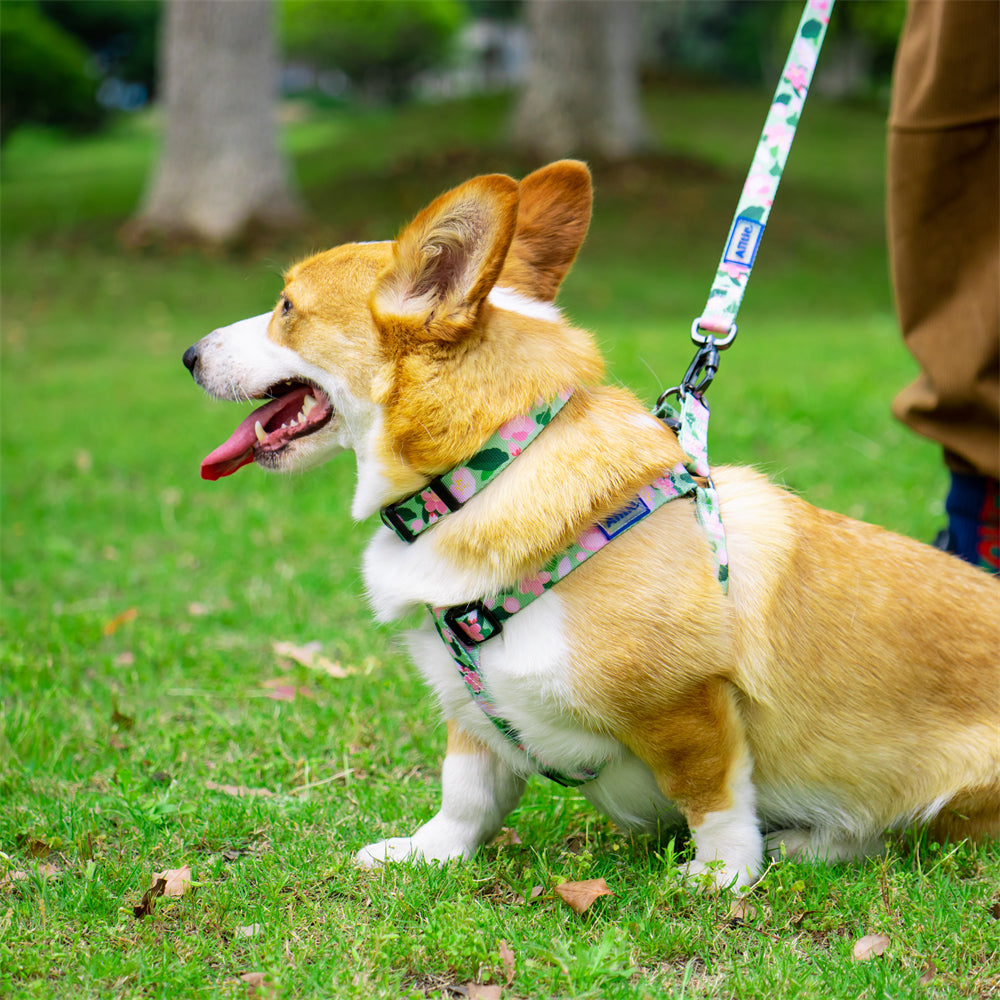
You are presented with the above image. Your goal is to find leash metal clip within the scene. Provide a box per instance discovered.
[681,338,721,396]
[654,318,738,424]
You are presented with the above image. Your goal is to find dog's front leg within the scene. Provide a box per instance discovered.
[355,720,525,867]
[622,678,763,890]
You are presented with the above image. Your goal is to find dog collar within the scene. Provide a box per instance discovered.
[431,460,706,787]
[380,390,573,543]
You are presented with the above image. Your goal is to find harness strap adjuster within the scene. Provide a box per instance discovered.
[426,475,462,512]
[444,600,503,647]
[379,503,417,543]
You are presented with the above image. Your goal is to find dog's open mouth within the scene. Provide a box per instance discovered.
[201,381,334,481]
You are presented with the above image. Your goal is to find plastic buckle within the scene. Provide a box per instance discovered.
[443,601,503,647]
[380,476,463,543]
[380,504,416,543]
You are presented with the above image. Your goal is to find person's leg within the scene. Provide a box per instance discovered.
[888,0,999,572]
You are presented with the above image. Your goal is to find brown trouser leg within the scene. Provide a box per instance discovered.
[888,0,1000,479]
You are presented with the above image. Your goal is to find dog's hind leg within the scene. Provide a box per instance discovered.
[763,828,884,863]
[355,720,525,867]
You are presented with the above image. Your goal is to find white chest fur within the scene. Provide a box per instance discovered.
[364,525,682,835]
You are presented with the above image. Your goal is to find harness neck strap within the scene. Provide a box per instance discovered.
[380,390,573,543]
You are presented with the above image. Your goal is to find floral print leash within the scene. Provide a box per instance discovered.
[385,0,834,786]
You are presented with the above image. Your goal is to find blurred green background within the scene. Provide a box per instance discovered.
[7,4,986,1000]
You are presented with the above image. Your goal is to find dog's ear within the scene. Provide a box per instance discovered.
[373,174,519,343]
[497,160,592,303]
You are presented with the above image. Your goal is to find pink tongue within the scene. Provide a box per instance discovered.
[200,392,300,481]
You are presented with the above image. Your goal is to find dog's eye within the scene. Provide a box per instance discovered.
[281,297,294,317]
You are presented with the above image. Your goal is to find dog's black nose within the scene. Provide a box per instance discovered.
[182,345,199,374]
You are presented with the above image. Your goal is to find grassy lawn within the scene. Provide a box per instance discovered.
[2,87,997,999]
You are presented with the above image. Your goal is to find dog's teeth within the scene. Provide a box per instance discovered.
[302,394,317,416]
[254,420,267,444]
[295,410,305,423]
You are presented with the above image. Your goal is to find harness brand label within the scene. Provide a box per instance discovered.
[598,496,651,540]
[723,215,765,269]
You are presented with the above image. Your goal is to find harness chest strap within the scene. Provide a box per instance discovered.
[429,458,709,785]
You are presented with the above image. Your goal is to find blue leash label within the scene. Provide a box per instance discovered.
[598,495,651,540]
[723,215,765,270]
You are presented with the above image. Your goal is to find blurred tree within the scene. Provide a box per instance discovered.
[511,0,647,160]
[126,0,302,245]
[282,0,466,104]
[0,2,104,142]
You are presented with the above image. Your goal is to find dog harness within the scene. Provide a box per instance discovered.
[379,389,727,786]
[377,0,835,784]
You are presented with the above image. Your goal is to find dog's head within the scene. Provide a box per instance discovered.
[183,160,602,515]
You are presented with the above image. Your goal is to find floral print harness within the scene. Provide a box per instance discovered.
[379,389,728,786]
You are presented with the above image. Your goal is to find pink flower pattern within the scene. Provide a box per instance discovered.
[421,489,448,516]
[498,414,535,443]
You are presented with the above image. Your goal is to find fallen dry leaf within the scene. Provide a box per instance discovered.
[154,865,193,898]
[134,866,192,918]
[919,961,937,985]
[110,705,134,730]
[238,972,277,997]
[466,984,502,1000]
[498,940,515,986]
[205,780,274,799]
[555,878,614,915]
[235,923,261,938]
[272,640,349,678]
[852,933,890,961]
[102,607,138,636]
[1,862,59,888]
[133,877,166,918]
[491,828,522,847]
[529,885,544,900]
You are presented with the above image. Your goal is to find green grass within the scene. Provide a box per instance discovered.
[3,87,997,999]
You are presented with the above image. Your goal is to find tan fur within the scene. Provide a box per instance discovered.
[223,161,1000,859]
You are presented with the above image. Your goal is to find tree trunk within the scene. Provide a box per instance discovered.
[511,0,647,161]
[127,0,303,244]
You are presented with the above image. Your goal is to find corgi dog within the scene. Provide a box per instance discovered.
[183,160,999,889]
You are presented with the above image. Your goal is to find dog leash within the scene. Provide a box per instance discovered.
[654,0,834,590]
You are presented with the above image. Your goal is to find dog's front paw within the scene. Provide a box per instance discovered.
[355,837,422,868]
[354,830,475,868]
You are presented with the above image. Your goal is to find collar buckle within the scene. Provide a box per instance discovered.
[444,601,503,647]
